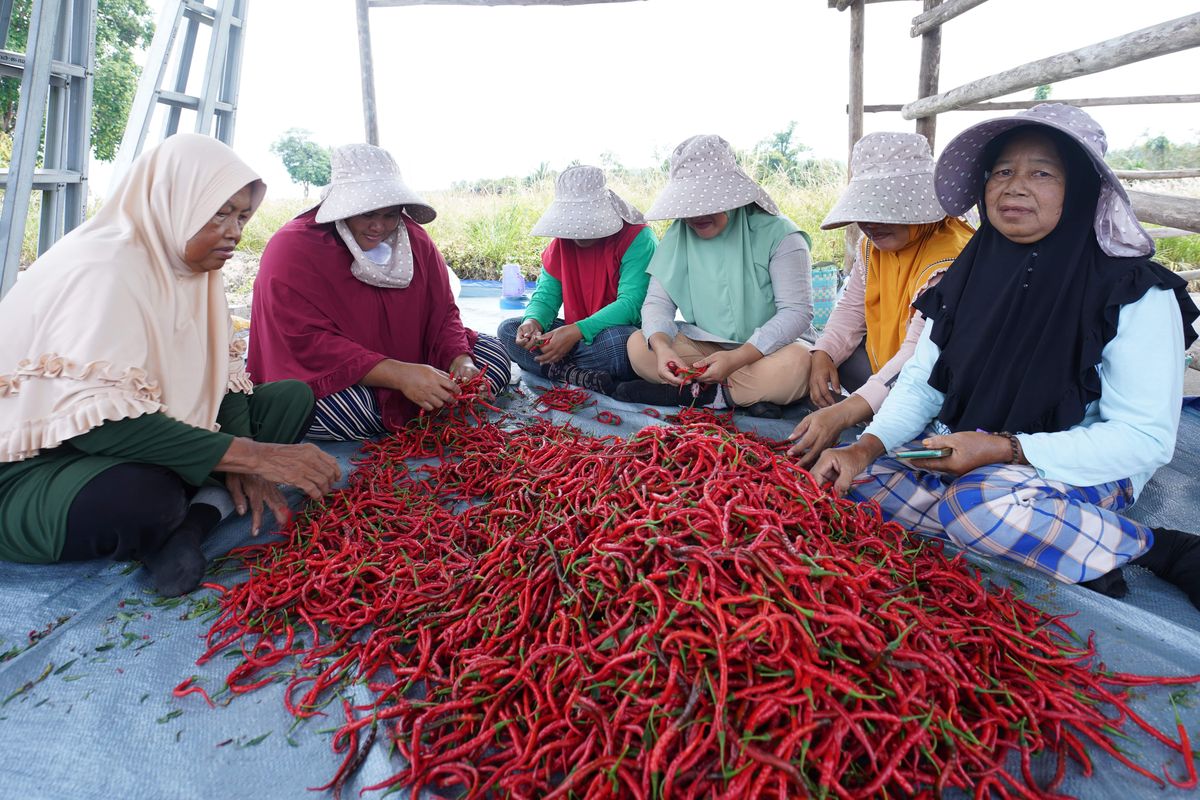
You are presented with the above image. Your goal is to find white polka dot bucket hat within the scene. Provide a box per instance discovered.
[821,132,945,230]
[315,143,436,225]
[935,103,1153,258]
[530,165,645,239]
[644,134,780,221]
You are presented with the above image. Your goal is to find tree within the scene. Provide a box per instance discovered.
[751,122,811,183]
[1033,84,1053,101]
[270,129,331,198]
[0,0,154,162]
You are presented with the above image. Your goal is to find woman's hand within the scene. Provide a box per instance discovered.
[788,396,873,467]
[514,319,544,352]
[449,354,481,383]
[395,363,461,411]
[650,335,686,387]
[693,345,760,384]
[225,473,290,536]
[219,439,342,500]
[905,431,1011,477]
[534,324,582,366]
[808,350,842,408]
[810,435,885,496]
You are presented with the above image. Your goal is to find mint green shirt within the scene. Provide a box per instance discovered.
[522,227,656,344]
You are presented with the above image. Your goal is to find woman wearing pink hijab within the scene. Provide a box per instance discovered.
[0,134,340,596]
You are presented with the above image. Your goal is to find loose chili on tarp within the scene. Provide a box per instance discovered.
[188,388,1200,799]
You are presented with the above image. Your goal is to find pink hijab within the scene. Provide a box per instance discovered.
[0,134,264,462]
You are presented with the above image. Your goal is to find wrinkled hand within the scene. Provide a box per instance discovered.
[905,431,1010,477]
[248,442,342,500]
[692,348,755,384]
[449,354,481,383]
[787,404,850,467]
[396,362,461,411]
[808,350,842,408]
[226,472,289,536]
[514,319,544,352]
[534,324,582,366]
[810,438,881,497]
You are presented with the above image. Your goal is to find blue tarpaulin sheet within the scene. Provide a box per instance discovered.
[1,386,1198,800]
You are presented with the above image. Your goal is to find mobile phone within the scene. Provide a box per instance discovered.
[894,447,952,459]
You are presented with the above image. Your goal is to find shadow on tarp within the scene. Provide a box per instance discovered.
[0,389,1198,800]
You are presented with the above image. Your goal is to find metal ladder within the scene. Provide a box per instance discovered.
[112,0,249,183]
[0,0,96,296]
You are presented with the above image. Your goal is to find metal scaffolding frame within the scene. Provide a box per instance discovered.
[111,0,249,184]
[0,0,95,296]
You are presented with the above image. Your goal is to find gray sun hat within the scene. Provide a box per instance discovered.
[935,102,1153,258]
[821,132,946,230]
[644,134,780,221]
[530,165,645,239]
[315,143,436,225]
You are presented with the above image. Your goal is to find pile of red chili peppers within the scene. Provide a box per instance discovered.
[195,398,1199,799]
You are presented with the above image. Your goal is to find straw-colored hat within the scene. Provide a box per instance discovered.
[935,103,1152,258]
[644,134,779,221]
[530,165,644,239]
[821,132,945,230]
[315,143,436,225]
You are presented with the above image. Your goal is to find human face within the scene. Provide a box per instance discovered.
[983,131,1066,245]
[345,205,403,250]
[684,212,729,240]
[858,223,912,252]
[182,184,255,274]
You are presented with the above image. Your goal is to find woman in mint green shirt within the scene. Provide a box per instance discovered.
[498,166,655,395]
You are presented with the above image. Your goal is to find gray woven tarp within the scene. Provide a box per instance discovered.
[1,393,1198,800]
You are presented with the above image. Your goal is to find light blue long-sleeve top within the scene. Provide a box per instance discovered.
[861,287,1185,498]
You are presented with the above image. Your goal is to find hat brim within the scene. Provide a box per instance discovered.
[530,191,643,239]
[820,173,946,230]
[935,114,1152,257]
[314,179,437,225]
[644,174,779,221]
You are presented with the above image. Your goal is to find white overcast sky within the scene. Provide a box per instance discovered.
[95,0,1200,198]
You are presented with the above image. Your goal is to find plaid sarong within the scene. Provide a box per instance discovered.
[849,445,1151,584]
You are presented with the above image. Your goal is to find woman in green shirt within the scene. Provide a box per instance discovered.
[0,134,340,596]
[499,165,655,395]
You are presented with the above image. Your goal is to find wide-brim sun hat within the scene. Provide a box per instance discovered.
[530,165,645,239]
[821,132,946,230]
[644,134,780,221]
[934,102,1153,258]
[315,143,436,225]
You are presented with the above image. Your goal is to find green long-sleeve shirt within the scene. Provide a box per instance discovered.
[522,227,656,343]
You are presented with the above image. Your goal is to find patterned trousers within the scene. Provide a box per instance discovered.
[849,449,1152,584]
[497,317,638,380]
[307,334,511,441]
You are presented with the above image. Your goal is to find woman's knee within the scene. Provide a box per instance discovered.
[249,379,316,443]
[62,463,189,561]
[497,317,522,345]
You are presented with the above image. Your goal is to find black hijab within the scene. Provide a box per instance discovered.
[913,126,1199,435]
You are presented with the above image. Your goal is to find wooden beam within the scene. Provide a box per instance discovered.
[915,0,941,145]
[828,0,913,7]
[355,0,379,145]
[864,93,1200,113]
[910,0,988,37]
[1146,227,1198,240]
[902,13,1200,120]
[370,0,643,6]
[1175,268,1200,281]
[1115,169,1200,181]
[1128,190,1200,234]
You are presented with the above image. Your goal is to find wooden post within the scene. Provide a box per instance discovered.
[355,0,379,145]
[1127,190,1200,235]
[845,0,865,266]
[902,13,1200,120]
[915,0,941,145]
